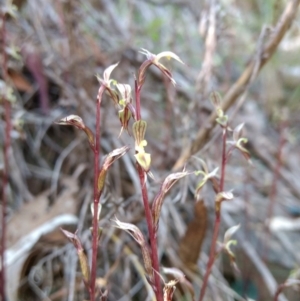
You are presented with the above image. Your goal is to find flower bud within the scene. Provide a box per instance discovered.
[60,229,91,285]
[78,248,90,285]
[113,217,153,280]
[163,280,178,301]
[141,243,153,282]
[132,120,147,147]
[97,169,107,194]
[102,146,130,171]
[152,171,189,230]
[118,106,132,136]
[56,115,95,149]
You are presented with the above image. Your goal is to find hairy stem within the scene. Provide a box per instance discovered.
[89,85,105,301]
[198,127,227,301]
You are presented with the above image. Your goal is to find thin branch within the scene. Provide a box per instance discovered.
[196,0,217,94]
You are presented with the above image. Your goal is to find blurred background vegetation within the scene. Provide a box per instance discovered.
[1,0,300,301]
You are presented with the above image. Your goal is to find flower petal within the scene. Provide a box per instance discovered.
[103,62,119,83]
[155,51,184,64]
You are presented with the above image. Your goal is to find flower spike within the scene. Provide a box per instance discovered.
[138,48,184,86]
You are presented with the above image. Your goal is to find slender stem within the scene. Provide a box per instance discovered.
[90,201,100,301]
[219,128,227,191]
[137,166,163,301]
[135,80,141,121]
[89,86,105,301]
[274,283,285,301]
[198,127,227,301]
[1,12,9,301]
[135,81,163,301]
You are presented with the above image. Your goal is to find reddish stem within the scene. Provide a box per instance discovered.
[1,12,10,301]
[137,166,162,301]
[198,127,227,301]
[135,81,163,301]
[220,128,227,190]
[135,80,141,121]
[274,283,285,301]
[89,85,105,301]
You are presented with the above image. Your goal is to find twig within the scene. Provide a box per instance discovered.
[173,0,300,170]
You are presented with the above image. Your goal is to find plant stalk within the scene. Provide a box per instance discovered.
[135,81,141,121]
[137,166,162,301]
[274,283,285,301]
[135,81,163,301]
[198,127,227,301]
[89,85,105,301]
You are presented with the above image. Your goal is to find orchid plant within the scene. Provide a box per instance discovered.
[57,49,250,301]
[58,49,191,301]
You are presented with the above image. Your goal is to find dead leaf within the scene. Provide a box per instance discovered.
[6,176,79,248]
[22,44,49,113]
[178,200,207,270]
[5,176,80,301]
[8,68,33,93]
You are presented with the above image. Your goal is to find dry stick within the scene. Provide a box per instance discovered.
[135,83,163,301]
[0,11,10,301]
[173,0,300,171]
[199,24,273,158]
[198,127,227,301]
[89,85,105,301]
[196,0,217,94]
